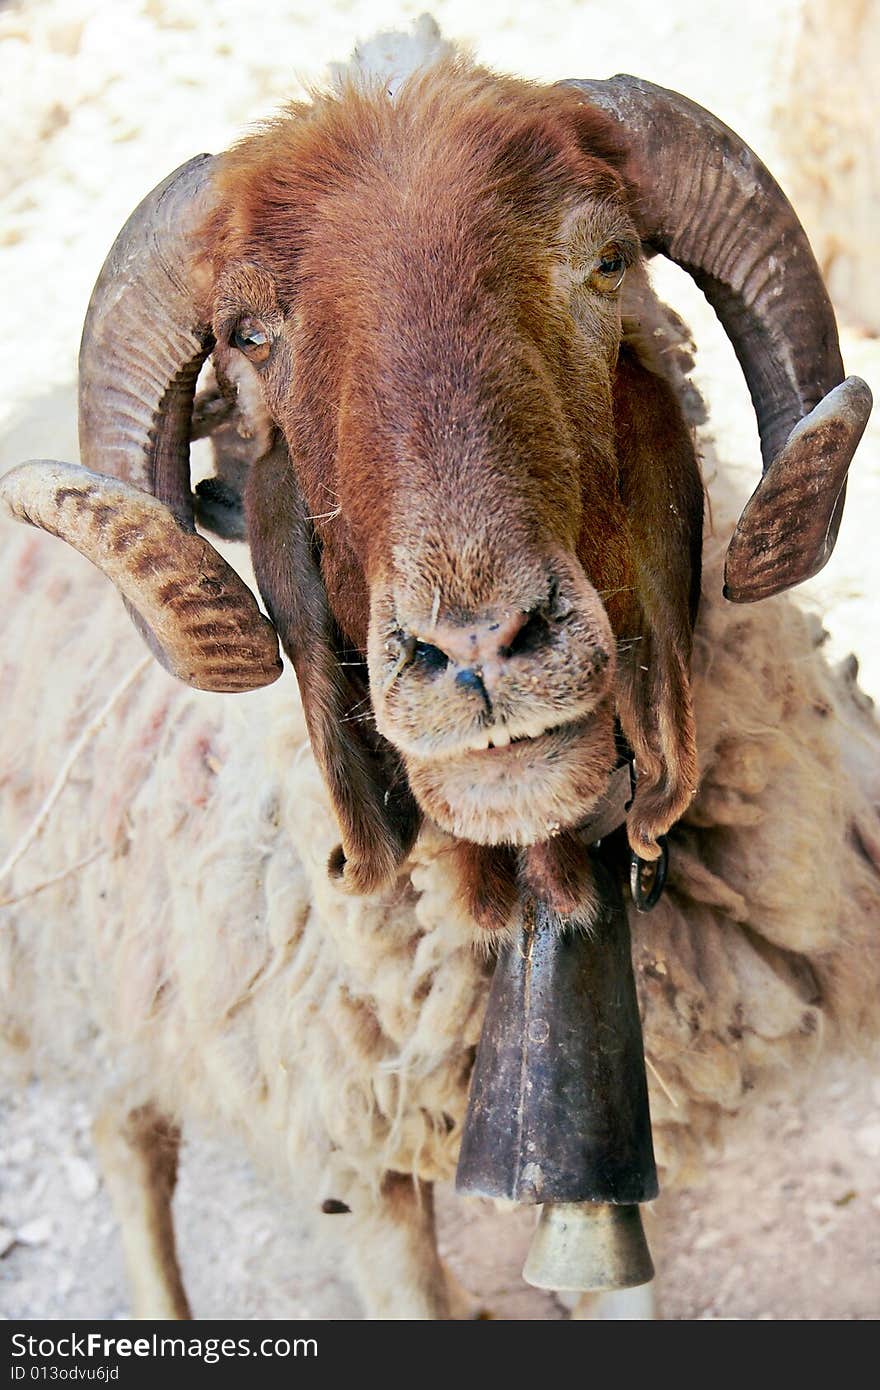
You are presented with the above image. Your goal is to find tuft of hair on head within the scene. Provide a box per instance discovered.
[326,12,459,100]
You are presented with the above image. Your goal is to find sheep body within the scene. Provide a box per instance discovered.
[0,530,485,1205]
[3,486,878,1216]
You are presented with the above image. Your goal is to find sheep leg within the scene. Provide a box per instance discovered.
[341,1173,454,1319]
[92,1102,191,1320]
[440,1259,490,1320]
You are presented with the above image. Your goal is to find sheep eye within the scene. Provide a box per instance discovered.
[232,317,271,363]
[589,251,626,293]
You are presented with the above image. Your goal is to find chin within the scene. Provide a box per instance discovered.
[403,700,617,846]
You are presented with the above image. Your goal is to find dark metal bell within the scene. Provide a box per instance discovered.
[456,853,658,1292]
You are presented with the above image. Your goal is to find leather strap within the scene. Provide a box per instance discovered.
[577,760,634,846]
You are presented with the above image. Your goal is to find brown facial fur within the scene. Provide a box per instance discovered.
[199,60,704,903]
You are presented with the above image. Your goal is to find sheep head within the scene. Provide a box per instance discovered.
[197,70,704,875]
[2,61,871,911]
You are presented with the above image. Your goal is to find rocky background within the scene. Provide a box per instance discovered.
[1,0,878,1320]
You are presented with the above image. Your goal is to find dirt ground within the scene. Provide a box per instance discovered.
[0,0,878,1320]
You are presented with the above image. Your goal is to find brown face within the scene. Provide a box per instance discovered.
[204,66,704,870]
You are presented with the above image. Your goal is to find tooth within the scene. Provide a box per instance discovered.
[492,727,511,747]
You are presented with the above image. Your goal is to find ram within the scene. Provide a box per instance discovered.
[1,23,877,1318]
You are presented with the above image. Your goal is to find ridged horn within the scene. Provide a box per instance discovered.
[70,153,282,688]
[567,76,873,601]
[78,154,216,520]
[0,461,282,693]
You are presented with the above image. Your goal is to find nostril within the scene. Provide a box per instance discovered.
[412,639,449,674]
[500,607,551,660]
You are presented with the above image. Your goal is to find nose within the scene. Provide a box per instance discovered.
[432,609,532,667]
[407,606,547,700]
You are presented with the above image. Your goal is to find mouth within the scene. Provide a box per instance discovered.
[460,716,587,756]
[419,703,594,758]
[402,700,618,847]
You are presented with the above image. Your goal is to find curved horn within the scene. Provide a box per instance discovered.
[0,461,281,693]
[69,154,283,688]
[567,76,873,601]
[79,154,216,521]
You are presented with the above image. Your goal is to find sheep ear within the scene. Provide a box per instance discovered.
[191,354,279,542]
[246,440,420,893]
[611,342,704,859]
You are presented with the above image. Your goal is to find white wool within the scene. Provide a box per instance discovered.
[327,13,456,100]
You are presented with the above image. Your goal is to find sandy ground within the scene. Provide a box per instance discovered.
[0,0,878,1320]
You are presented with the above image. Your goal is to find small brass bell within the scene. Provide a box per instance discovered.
[523,1202,654,1292]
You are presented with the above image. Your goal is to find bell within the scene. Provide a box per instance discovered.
[523,1201,654,1292]
[456,850,658,1293]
